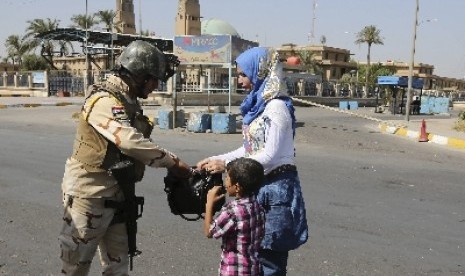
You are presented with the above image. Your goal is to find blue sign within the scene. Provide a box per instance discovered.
[32,72,45,84]
[377,76,423,89]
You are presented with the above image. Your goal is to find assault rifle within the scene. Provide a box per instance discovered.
[107,160,144,271]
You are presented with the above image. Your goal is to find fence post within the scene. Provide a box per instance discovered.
[44,70,49,96]
[14,72,19,88]
[28,73,33,89]
[2,72,6,88]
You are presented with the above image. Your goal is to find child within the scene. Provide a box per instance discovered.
[204,157,265,276]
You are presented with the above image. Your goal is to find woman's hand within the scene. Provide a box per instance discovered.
[197,159,226,174]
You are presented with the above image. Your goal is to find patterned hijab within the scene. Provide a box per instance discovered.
[236,47,296,135]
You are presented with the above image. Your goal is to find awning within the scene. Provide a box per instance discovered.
[35,27,173,52]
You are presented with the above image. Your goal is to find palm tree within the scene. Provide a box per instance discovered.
[21,54,50,70]
[297,49,323,96]
[5,35,31,66]
[24,18,61,56]
[58,40,74,56]
[297,50,321,75]
[71,14,98,30]
[355,25,384,98]
[95,10,116,32]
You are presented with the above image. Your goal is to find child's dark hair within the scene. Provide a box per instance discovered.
[226,158,264,196]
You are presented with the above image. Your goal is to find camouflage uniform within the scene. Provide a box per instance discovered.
[59,75,178,275]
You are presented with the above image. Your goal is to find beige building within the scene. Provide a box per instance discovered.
[115,0,136,34]
[278,44,465,96]
[382,60,465,92]
[175,0,201,35]
[277,44,356,82]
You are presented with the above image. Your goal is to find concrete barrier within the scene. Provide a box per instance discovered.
[187,112,212,133]
[211,113,236,134]
[158,110,185,129]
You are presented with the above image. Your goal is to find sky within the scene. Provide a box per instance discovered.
[1,0,464,79]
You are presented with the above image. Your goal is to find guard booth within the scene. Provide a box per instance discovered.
[377,76,424,115]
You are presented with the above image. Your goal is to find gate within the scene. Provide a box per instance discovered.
[48,70,84,96]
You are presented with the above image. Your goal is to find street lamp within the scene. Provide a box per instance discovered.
[109,11,119,70]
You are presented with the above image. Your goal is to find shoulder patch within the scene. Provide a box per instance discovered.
[112,105,127,120]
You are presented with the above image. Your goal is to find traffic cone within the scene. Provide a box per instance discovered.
[418,119,429,142]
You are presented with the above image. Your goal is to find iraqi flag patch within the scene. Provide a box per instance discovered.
[112,105,127,119]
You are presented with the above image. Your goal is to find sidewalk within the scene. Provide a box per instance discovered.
[1,96,464,150]
[348,106,465,150]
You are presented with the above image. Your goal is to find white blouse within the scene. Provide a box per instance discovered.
[210,99,295,175]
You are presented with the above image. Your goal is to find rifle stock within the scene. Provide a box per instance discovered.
[109,160,144,271]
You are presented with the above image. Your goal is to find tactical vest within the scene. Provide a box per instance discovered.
[71,81,153,181]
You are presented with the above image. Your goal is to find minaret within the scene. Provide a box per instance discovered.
[115,0,136,34]
[175,0,201,35]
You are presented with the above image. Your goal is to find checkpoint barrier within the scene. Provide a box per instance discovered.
[339,101,358,110]
[158,110,185,129]
[187,112,212,133]
[211,113,236,134]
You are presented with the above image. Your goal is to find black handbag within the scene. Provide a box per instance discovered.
[164,169,225,221]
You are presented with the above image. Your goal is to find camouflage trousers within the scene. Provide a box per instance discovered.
[59,193,129,275]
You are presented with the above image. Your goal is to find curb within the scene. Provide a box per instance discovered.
[0,99,161,109]
[0,94,30,97]
[0,102,80,109]
[379,123,465,150]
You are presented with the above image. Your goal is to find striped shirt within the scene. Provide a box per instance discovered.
[209,196,265,276]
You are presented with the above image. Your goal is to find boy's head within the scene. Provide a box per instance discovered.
[225,158,264,197]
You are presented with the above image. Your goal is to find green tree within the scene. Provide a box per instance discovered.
[24,18,61,56]
[95,10,116,31]
[21,54,50,70]
[355,25,384,97]
[71,14,98,29]
[3,53,15,64]
[297,50,322,75]
[357,63,395,91]
[5,35,31,66]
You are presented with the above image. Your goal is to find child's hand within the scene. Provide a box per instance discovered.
[206,186,225,205]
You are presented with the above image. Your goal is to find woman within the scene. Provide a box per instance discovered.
[197,47,308,275]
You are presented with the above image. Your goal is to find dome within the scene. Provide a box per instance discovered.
[201,18,240,37]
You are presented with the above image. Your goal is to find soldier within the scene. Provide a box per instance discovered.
[59,40,192,274]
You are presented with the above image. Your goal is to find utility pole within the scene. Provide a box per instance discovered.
[139,0,142,36]
[406,0,419,121]
[84,0,89,96]
[309,0,317,44]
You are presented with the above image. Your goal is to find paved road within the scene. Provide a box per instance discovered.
[0,106,464,275]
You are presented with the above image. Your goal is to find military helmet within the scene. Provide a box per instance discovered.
[118,40,166,81]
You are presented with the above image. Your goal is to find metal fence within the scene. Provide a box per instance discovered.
[48,70,84,96]
[6,73,14,86]
[17,73,29,87]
